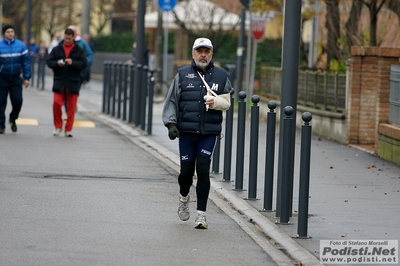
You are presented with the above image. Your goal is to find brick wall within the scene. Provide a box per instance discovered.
[348,47,400,153]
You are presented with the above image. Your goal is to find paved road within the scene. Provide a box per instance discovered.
[3,73,399,266]
[0,78,290,265]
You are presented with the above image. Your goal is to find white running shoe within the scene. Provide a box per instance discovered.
[178,195,190,221]
[53,128,62,136]
[195,211,208,229]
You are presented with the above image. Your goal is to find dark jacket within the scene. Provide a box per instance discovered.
[46,41,87,94]
[162,60,232,135]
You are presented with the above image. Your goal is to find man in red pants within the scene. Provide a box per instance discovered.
[46,28,87,137]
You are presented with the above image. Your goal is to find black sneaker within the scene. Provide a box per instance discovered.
[9,121,17,132]
[0,128,4,134]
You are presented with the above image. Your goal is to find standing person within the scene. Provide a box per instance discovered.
[48,32,61,54]
[36,40,48,90]
[46,28,87,138]
[28,37,39,85]
[132,41,149,66]
[0,25,31,134]
[82,33,95,86]
[67,26,93,88]
[162,38,232,229]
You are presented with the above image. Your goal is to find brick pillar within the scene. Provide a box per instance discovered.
[348,47,400,153]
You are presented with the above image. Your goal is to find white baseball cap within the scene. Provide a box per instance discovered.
[192,38,213,50]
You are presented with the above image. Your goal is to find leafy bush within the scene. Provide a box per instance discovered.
[92,33,135,53]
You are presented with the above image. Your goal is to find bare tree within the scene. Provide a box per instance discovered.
[40,0,76,39]
[324,0,341,70]
[90,0,115,36]
[171,0,240,54]
[345,0,363,48]
[362,0,387,46]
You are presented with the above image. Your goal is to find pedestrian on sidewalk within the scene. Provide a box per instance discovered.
[0,25,31,134]
[46,28,87,138]
[67,25,93,89]
[36,40,48,90]
[162,37,232,229]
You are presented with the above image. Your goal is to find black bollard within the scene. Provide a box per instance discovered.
[140,65,149,131]
[128,64,135,123]
[248,95,260,200]
[278,106,294,224]
[234,91,247,191]
[117,62,123,119]
[297,112,313,238]
[122,63,129,121]
[212,135,221,174]
[102,61,110,113]
[263,101,277,211]
[147,69,156,135]
[111,61,118,117]
[222,88,235,182]
[134,64,142,126]
[107,62,113,115]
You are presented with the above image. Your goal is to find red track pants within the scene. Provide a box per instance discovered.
[53,91,78,132]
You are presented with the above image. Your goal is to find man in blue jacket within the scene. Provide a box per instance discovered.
[0,25,31,134]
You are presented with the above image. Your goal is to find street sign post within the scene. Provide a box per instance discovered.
[157,0,177,94]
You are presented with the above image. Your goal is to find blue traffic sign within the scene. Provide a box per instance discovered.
[158,0,176,12]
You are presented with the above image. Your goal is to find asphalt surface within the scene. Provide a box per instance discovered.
[1,73,399,266]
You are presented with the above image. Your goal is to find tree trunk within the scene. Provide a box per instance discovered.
[345,0,363,48]
[324,0,341,70]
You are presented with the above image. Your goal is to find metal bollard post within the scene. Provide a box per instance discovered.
[134,64,142,126]
[212,135,221,173]
[122,63,129,121]
[107,61,113,115]
[140,65,149,131]
[278,106,294,224]
[129,63,135,123]
[297,112,312,238]
[234,91,247,191]
[117,62,123,119]
[247,95,260,200]
[222,89,235,182]
[147,69,156,135]
[102,61,110,113]
[111,61,118,117]
[263,101,277,211]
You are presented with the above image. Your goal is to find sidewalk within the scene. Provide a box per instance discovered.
[8,74,400,265]
[88,74,400,264]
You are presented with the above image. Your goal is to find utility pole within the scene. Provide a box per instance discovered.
[0,1,3,35]
[276,0,302,217]
[26,0,32,48]
[81,0,90,35]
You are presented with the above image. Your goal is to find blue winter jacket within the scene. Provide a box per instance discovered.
[0,38,31,80]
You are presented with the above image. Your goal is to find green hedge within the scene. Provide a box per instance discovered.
[92,32,282,67]
[92,33,136,53]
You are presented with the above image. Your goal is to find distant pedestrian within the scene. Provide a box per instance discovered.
[132,41,149,66]
[67,26,93,88]
[36,40,48,90]
[48,32,61,54]
[0,25,31,134]
[29,37,39,85]
[83,33,95,86]
[46,28,87,137]
[162,38,232,229]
